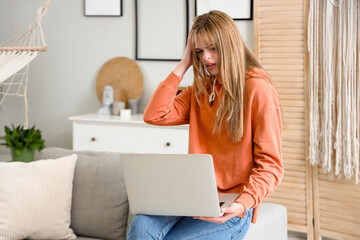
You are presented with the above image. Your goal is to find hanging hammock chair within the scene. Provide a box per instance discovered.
[0,1,49,128]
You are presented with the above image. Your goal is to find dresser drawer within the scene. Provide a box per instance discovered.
[73,122,188,154]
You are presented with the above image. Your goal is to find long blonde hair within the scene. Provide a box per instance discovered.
[190,10,263,142]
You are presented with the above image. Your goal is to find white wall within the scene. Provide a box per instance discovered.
[0,0,253,151]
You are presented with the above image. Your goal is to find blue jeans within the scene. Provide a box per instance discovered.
[127,208,253,240]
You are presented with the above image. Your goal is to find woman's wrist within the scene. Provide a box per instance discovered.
[238,202,247,214]
[173,61,190,78]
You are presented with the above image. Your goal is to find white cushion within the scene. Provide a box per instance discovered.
[245,203,287,240]
[0,154,78,240]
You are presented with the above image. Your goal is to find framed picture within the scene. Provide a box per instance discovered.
[135,0,189,61]
[84,0,122,17]
[195,0,253,20]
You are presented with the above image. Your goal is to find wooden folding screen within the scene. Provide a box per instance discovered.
[314,171,360,240]
[254,0,314,238]
[255,1,360,240]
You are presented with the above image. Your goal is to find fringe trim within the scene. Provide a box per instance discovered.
[308,0,359,184]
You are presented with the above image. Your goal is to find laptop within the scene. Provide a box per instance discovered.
[121,153,239,217]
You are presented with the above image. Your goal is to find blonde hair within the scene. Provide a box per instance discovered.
[190,10,263,142]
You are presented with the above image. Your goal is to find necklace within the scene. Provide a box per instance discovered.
[209,77,217,107]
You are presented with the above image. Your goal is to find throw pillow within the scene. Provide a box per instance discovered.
[35,147,129,240]
[0,154,78,240]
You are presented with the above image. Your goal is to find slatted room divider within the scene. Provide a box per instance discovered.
[314,170,360,240]
[254,1,360,240]
[254,0,314,238]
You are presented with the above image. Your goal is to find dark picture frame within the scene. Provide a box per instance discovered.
[84,0,122,17]
[195,0,253,20]
[135,0,189,61]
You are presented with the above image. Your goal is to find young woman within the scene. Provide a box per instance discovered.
[127,10,283,240]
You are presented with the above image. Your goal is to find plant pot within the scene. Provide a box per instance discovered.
[10,148,35,163]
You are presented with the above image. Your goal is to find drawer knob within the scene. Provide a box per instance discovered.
[166,142,171,147]
[91,137,96,142]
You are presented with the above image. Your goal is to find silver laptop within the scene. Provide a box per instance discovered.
[122,153,239,217]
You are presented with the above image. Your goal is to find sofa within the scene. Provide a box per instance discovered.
[30,147,287,240]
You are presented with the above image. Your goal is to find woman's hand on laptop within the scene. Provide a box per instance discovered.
[193,202,246,224]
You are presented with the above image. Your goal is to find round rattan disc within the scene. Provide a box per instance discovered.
[96,57,143,103]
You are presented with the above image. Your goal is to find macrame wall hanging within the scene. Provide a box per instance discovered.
[0,1,49,129]
[308,0,359,183]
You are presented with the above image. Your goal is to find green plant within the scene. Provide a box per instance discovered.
[0,125,46,156]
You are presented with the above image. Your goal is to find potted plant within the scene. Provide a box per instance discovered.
[0,125,46,162]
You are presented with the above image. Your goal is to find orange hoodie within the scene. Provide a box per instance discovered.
[143,68,283,223]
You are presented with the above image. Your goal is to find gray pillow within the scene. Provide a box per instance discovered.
[35,147,128,240]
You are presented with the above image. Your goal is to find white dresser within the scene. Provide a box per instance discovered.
[69,114,189,154]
